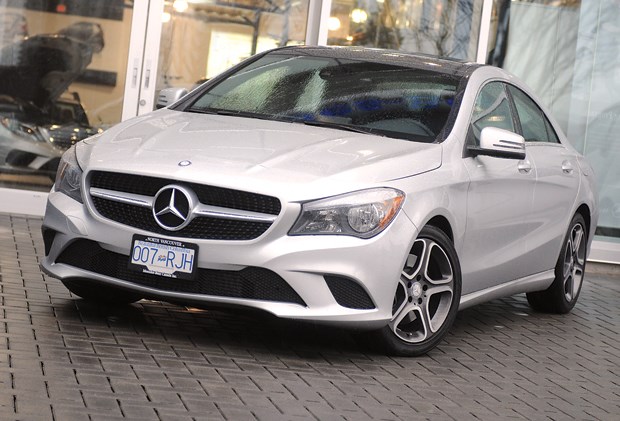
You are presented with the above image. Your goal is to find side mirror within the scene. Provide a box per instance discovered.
[468,127,526,160]
[155,87,188,109]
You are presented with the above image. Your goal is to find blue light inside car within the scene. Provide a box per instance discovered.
[320,102,353,117]
[355,98,382,111]
[409,95,440,111]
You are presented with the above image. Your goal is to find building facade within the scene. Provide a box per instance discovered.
[0,0,618,262]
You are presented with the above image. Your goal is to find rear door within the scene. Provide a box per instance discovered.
[507,85,580,274]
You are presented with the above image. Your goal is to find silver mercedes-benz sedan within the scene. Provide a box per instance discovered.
[40,46,598,356]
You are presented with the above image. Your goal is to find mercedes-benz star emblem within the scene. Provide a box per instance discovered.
[178,160,192,167]
[152,185,194,231]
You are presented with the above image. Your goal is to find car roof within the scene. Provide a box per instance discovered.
[269,45,482,78]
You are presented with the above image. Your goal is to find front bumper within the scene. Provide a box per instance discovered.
[40,191,419,328]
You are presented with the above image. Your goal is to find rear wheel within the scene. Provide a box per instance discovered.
[527,213,587,313]
[61,279,142,305]
[371,226,461,356]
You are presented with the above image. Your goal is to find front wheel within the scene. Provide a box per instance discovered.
[370,226,462,357]
[527,213,587,313]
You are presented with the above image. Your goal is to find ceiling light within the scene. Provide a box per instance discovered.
[351,9,368,24]
[328,17,341,31]
[173,0,189,13]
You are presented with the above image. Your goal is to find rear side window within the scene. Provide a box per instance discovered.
[544,118,560,143]
[507,86,559,143]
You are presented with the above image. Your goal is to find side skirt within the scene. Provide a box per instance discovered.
[459,269,555,310]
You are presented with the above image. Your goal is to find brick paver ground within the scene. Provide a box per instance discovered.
[1,213,619,420]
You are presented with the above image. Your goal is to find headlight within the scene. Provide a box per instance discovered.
[290,188,405,238]
[55,145,83,203]
[0,117,46,142]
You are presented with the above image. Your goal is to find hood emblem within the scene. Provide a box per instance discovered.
[178,160,192,167]
[152,185,194,230]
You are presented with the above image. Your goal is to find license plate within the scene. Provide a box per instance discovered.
[128,235,198,280]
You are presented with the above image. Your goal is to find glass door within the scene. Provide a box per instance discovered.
[0,0,151,214]
[484,0,620,262]
[142,0,312,111]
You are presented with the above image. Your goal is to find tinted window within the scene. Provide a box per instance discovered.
[508,86,558,143]
[469,82,515,146]
[188,54,461,143]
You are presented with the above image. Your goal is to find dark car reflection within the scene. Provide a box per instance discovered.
[0,22,104,177]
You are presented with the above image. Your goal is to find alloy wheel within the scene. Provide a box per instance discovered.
[390,237,454,343]
[562,223,586,303]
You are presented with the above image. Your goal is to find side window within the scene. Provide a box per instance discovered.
[468,82,515,146]
[507,86,558,143]
[544,118,561,143]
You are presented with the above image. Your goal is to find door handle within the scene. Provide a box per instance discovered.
[518,160,532,174]
[143,59,152,89]
[144,69,151,89]
[131,58,139,88]
[562,161,574,174]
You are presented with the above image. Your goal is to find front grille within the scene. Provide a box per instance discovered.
[325,275,375,310]
[56,240,306,306]
[88,171,281,241]
[90,171,281,215]
[92,197,272,240]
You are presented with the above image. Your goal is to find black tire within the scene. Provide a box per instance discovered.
[61,279,143,305]
[527,213,587,314]
[369,226,462,357]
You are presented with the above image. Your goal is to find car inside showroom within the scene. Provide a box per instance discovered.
[0,0,618,420]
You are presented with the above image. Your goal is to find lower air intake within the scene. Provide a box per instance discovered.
[56,240,306,306]
[324,275,375,310]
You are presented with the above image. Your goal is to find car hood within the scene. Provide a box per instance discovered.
[80,109,442,199]
[0,34,93,108]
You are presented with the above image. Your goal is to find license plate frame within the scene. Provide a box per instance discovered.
[128,234,198,280]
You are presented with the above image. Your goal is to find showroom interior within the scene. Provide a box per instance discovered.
[0,0,618,263]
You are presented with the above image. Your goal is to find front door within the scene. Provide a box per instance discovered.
[460,81,537,294]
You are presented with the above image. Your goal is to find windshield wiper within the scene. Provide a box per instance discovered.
[187,107,280,121]
[187,108,382,136]
[300,120,383,136]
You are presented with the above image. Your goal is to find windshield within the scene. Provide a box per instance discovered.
[187,53,461,142]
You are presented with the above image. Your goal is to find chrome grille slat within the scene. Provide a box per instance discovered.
[89,171,281,215]
[90,187,277,223]
[193,205,277,223]
[90,187,152,208]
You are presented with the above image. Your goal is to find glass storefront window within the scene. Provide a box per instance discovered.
[0,0,134,192]
[156,0,310,94]
[487,0,620,241]
[327,0,483,61]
